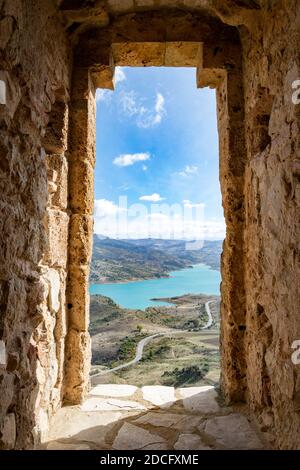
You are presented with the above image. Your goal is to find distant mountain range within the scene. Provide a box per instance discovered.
[90,236,222,284]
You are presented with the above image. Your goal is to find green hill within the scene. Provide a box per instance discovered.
[90,236,222,283]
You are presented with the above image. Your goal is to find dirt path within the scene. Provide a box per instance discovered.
[92,300,214,378]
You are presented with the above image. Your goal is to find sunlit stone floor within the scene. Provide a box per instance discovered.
[41,385,269,450]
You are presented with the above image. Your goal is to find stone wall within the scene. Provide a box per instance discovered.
[0,0,71,448]
[197,0,300,448]
[0,0,299,451]
[197,0,300,449]
[239,1,300,450]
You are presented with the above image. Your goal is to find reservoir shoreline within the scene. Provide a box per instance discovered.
[90,263,221,310]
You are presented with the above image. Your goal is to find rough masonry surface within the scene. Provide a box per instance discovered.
[0,0,299,450]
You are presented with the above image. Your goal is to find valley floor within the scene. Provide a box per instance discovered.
[90,294,220,388]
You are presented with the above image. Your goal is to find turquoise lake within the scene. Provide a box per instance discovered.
[89,264,221,310]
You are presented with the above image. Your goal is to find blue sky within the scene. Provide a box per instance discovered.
[94,67,225,240]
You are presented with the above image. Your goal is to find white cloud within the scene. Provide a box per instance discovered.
[120,91,139,116]
[178,165,199,177]
[139,193,165,202]
[94,198,225,240]
[183,199,204,209]
[96,89,109,102]
[120,91,166,128]
[94,197,225,241]
[114,67,126,86]
[155,92,165,116]
[94,199,125,217]
[138,92,166,128]
[113,152,150,167]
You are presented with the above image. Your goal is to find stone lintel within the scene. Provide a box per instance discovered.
[197,42,241,89]
[111,41,203,67]
[165,41,202,67]
[74,11,239,70]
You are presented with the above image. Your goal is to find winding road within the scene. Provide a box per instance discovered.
[202,300,213,329]
[92,300,214,378]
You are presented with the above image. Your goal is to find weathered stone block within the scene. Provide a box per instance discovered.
[6,352,19,372]
[35,409,49,443]
[0,373,14,418]
[54,338,65,387]
[60,0,109,27]
[135,0,155,6]
[71,68,93,101]
[54,275,67,340]
[68,105,96,166]
[112,42,165,66]
[0,70,21,118]
[63,329,91,404]
[108,0,134,13]
[46,154,68,209]
[179,386,221,414]
[112,423,166,450]
[202,414,264,450]
[0,340,6,366]
[44,209,69,268]
[69,160,94,214]
[47,405,122,443]
[0,413,16,449]
[67,265,90,331]
[0,16,14,50]
[69,214,93,265]
[43,102,69,154]
[0,79,5,104]
[81,397,146,412]
[47,442,90,450]
[43,269,60,313]
[90,384,137,397]
[165,42,202,67]
[174,434,211,450]
[141,386,175,408]
[91,65,115,90]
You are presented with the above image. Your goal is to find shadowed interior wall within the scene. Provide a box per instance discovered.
[240,3,300,449]
[0,0,71,448]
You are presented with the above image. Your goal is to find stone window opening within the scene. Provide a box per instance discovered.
[89,63,222,392]
[5,2,299,450]
[63,27,247,412]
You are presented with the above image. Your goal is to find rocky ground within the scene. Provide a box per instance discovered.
[41,384,269,450]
